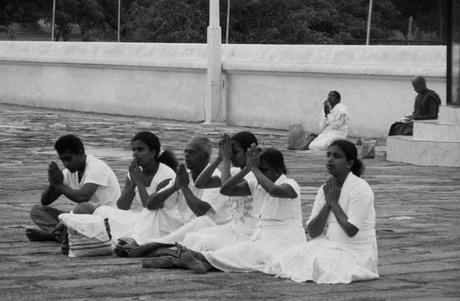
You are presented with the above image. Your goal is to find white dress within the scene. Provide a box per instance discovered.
[144,167,230,245]
[94,163,183,245]
[267,172,379,284]
[182,168,261,252]
[202,174,306,273]
[309,102,350,151]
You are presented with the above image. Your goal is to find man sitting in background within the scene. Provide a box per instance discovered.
[389,76,441,136]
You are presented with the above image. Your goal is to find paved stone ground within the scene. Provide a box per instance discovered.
[0,103,459,300]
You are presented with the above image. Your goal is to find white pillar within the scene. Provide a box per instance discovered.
[51,0,56,41]
[365,0,373,45]
[117,0,121,42]
[205,0,225,123]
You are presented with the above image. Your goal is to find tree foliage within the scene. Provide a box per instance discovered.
[0,0,446,43]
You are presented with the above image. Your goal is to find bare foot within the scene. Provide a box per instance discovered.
[142,256,178,269]
[117,237,138,246]
[126,242,175,258]
[25,228,57,242]
[124,244,147,258]
[179,251,207,274]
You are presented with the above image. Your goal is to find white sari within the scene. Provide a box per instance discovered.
[182,168,260,252]
[309,102,350,151]
[94,163,183,245]
[266,172,379,284]
[202,174,306,273]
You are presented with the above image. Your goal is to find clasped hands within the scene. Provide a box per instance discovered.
[174,164,190,190]
[323,178,341,206]
[246,143,260,171]
[128,160,144,186]
[217,133,232,161]
[48,161,64,186]
[323,100,332,116]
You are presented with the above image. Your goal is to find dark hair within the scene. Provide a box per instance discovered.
[54,134,84,155]
[131,131,178,171]
[231,131,258,150]
[259,148,287,175]
[330,90,341,101]
[329,139,364,177]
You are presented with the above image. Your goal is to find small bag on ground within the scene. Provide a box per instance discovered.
[288,124,314,150]
[358,139,377,159]
[59,213,114,257]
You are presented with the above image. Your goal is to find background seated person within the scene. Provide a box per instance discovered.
[389,76,441,136]
[309,90,350,151]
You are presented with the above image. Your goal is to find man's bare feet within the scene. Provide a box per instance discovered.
[25,228,57,242]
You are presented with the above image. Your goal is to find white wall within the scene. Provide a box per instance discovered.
[221,44,446,137]
[0,42,207,121]
[0,42,446,137]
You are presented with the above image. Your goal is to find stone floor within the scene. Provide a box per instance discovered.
[0,103,459,300]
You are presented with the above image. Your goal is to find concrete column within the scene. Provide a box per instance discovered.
[205,0,225,123]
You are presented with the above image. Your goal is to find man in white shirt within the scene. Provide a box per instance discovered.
[26,134,121,242]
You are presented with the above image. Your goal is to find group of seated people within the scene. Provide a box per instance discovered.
[26,129,379,284]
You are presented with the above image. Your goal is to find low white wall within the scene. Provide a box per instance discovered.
[222,44,446,137]
[0,42,446,137]
[0,42,207,121]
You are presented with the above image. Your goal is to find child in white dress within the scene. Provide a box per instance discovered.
[171,146,306,274]
[267,139,379,284]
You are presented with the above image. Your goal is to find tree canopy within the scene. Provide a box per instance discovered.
[0,0,446,44]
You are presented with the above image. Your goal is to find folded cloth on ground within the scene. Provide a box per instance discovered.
[59,213,113,257]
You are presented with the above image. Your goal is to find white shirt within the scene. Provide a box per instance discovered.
[62,154,121,207]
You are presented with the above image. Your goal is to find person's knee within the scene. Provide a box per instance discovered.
[73,202,96,214]
[30,204,45,220]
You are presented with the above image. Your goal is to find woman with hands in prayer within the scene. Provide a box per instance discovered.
[94,131,182,248]
[266,139,379,284]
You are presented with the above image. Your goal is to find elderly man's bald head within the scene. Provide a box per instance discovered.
[412,76,427,93]
[188,137,212,159]
[184,136,212,171]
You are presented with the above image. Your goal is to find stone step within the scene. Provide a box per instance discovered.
[387,136,460,167]
[414,120,460,141]
[439,105,460,124]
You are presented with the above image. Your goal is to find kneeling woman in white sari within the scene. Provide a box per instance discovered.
[309,91,350,151]
[267,139,379,284]
[172,146,306,274]
[94,131,182,246]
